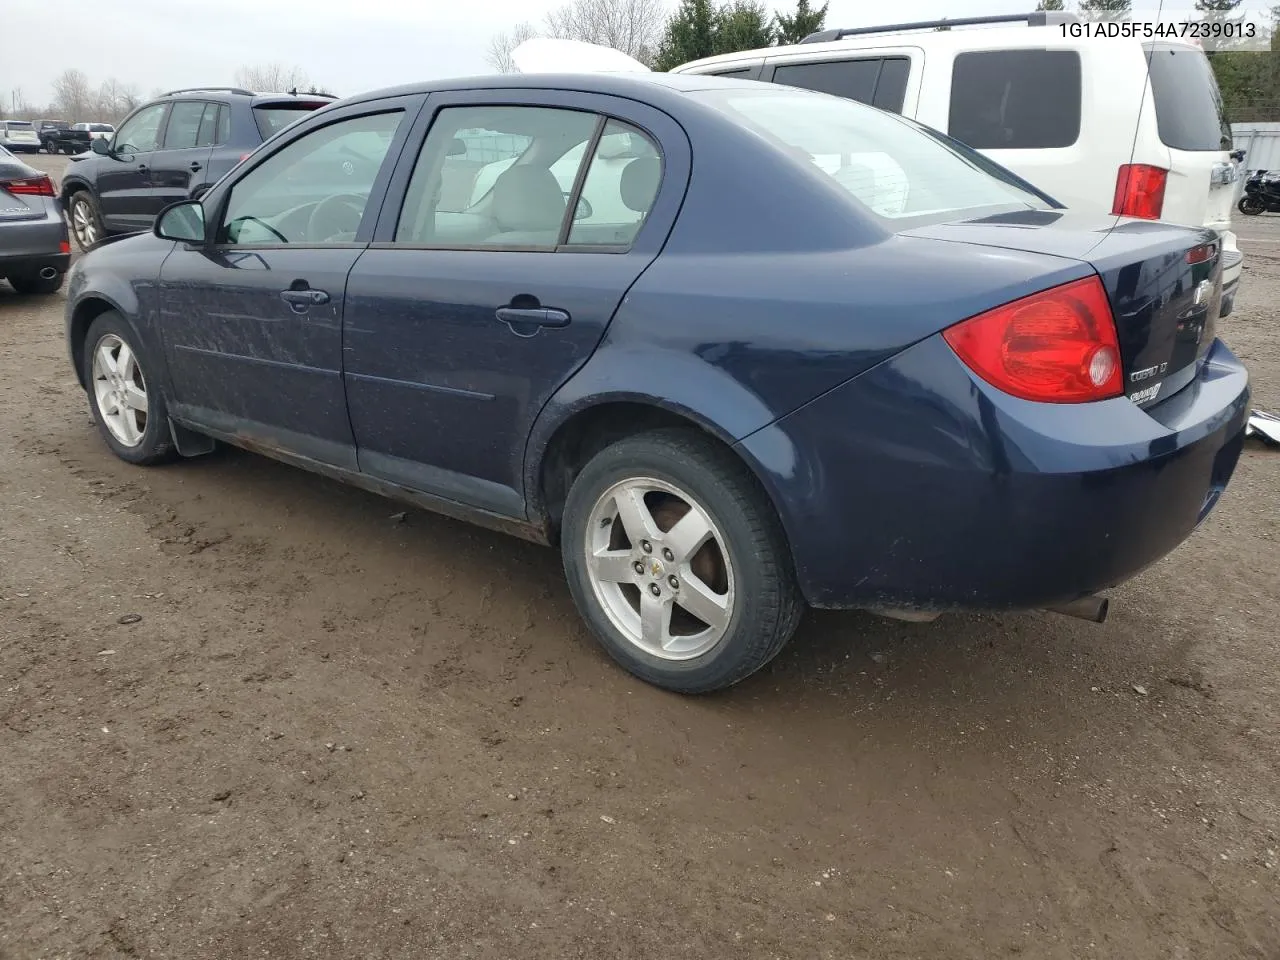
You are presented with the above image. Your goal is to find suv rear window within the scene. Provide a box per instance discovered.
[1143,43,1232,152]
[6,121,34,129]
[253,104,325,140]
[948,50,1082,150]
[770,56,910,113]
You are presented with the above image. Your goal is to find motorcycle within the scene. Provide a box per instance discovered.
[1238,169,1280,215]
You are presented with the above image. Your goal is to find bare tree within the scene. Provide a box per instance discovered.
[95,78,141,122]
[52,69,94,122]
[545,0,664,64]
[487,21,541,73]
[234,63,311,93]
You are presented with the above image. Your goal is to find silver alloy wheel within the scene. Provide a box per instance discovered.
[584,476,736,661]
[91,334,148,447]
[71,196,97,247]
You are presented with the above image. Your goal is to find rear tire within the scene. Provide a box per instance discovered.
[7,271,63,295]
[68,190,104,250]
[82,312,177,466]
[561,428,804,694]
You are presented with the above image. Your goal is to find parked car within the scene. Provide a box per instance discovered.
[72,122,116,141]
[671,11,1247,318]
[0,120,42,153]
[1,144,71,294]
[40,123,93,155]
[63,72,1249,693]
[59,87,333,250]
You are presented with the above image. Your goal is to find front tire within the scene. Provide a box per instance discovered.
[82,312,177,466]
[1238,194,1265,216]
[68,190,104,249]
[561,428,803,694]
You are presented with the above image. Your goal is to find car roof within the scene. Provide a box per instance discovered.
[339,71,763,107]
[673,20,1202,72]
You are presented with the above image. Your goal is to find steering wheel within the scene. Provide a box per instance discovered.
[306,193,366,242]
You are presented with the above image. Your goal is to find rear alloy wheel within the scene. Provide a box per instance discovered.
[562,428,803,693]
[82,313,176,465]
[69,191,103,249]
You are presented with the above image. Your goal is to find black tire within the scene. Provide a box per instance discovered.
[67,190,105,250]
[561,427,804,694]
[7,271,63,295]
[81,311,177,466]
[1238,195,1265,216]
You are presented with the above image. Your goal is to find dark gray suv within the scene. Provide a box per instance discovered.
[58,86,333,250]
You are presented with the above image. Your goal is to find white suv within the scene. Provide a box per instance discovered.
[671,11,1245,316]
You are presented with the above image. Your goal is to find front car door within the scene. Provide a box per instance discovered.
[155,98,420,469]
[341,91,688,516]
[97,102,169,231]
[149,99,217,210]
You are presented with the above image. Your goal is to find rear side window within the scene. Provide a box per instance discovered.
[1143,44,1232,152]
[771,57,910,113]
[163,101,209,149]
[948,50,1081,149]
[711,68,754,78]
[253,104,323,140]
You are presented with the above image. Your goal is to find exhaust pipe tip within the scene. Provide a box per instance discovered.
[38,266,58,280]
[1046,595,1109,624]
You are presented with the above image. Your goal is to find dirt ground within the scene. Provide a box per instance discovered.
[2,153,1278,960]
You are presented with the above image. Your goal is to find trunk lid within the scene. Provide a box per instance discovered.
[902,210,1223,409]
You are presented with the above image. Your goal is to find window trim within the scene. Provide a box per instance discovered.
[204,101,421,251]
[382,102,664,255]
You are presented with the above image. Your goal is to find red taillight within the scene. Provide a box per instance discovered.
[59,240,70,254]
[942,276,1124,404]
[1111,163,1167,219]
[1,175,55,197]
[1186,242,1217,264]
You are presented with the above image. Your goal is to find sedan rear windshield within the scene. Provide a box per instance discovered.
[691,86,1050,226]
[1143,43,1232,152]
[254,104,326,140]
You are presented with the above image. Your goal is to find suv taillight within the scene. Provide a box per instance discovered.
[942,276,1123,404]
[1,175,55,197]
[1112,163,1167,219]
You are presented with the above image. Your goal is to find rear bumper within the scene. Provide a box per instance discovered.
[0,211,70,276]
[738,334,1250,611]
[1220,244,1243,318]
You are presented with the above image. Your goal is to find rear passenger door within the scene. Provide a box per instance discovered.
[341,91,690,516]
[762,51,919,114]
[149,99,219,210]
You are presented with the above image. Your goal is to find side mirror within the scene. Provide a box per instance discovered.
[155,200,206,243]
[91,137,110,156]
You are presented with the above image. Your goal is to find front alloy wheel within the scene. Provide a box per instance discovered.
[91,334,149,447]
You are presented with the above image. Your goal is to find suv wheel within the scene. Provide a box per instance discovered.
[69,191,104,249]
[561,428,803,693]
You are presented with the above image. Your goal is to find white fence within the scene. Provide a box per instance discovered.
[1233,122,1280,173]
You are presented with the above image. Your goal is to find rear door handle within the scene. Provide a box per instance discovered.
[495,306,571,329]
[189,161,202,172]
[137,164,148,172]
[280,288,331,312]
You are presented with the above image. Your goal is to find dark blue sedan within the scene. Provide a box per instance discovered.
[63,72,1250,693]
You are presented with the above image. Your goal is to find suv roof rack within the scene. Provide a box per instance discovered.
[162,86,256,97]
[801,10,1079,43]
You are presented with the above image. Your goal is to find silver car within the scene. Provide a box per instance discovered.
[0,144,70,294]
[0,119,42,153]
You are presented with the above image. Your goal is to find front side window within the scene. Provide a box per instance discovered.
[114,104,168,153]
[948,50,1082,150]
[163,101,210,150]
[693,86,1048,224]
[395,105,598,247]
[219,110,403,245]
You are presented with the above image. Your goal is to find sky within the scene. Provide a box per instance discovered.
[2,0,1275,110]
